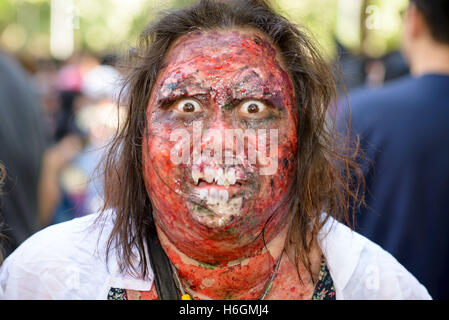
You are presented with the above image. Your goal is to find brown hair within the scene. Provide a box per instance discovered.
[100,0,363,281]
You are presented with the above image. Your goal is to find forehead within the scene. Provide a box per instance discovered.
[153,29,294,103]
[163,29,284,70]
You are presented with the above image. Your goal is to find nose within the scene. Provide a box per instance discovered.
[200,114,232,164]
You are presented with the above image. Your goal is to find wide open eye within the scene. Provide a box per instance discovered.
[173,99,203,114]
[238,100,268,119]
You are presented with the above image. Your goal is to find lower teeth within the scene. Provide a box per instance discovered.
[198,188,229,204]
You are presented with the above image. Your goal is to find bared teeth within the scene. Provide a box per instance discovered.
[191,165,244,186]
[226,167,236,185]
[208,188,218,205]
[204,166,214,183]
[192,166,201,185]
[219,189,229,202]
[215,167,224,186]
[199,189,208,201]
[198,188,229,204]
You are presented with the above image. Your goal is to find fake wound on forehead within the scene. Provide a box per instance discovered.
[169,30,278,59]
[156,69,288,110]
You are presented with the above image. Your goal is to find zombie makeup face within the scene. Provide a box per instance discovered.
[142,30,298,265]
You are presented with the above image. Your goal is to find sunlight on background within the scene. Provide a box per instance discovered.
[0,0,408,60]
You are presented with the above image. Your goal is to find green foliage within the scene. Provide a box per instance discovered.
[0,0,407,59]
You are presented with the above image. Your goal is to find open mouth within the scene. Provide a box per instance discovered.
[196,179,243,204]
[190,165,245,204]
[187,164,247,227]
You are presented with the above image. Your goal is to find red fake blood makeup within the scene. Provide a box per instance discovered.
[142,30,298,266]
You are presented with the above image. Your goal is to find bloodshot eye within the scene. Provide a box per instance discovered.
[173,99,203,114]
[238,100,268,119]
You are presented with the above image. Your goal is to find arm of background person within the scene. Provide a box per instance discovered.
[37,134,84,227]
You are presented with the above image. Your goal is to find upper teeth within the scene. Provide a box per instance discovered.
[192,165,242,187]
[204,166,215,183]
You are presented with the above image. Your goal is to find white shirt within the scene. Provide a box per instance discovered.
[0,212,431,300]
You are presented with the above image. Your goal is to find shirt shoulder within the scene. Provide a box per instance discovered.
[318,217,432,300]
[347,75,449,136]
[0,213,114,299]
[348,76,416,110]
[337,76,415,137]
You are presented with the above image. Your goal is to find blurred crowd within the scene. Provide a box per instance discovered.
[0,50,126,257]
[35,53,125,225]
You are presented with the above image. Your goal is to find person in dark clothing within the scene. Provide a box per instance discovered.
[344,0,449,299]
[0,161,6,262]
[0,51,48,257]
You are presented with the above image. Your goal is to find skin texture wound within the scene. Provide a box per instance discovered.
[141,29,317,299]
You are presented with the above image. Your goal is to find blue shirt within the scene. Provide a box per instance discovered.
[346,74,449,299]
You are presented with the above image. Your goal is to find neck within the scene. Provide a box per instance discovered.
[156,224,289,300]
[409,41,449,76]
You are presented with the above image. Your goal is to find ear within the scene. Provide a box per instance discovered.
[405,3,428,40]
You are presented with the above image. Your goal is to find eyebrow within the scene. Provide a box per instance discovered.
[232,72,286,110]
[159,75,206,93]
[156,70,286,110]
[157,93,209,110]
[232,70,276,96]
[235,69,262,85]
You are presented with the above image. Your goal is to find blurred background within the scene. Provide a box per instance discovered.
[0,0,410,260]
[0,0,409,83]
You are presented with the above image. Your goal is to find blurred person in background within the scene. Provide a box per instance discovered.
[52,62,124,222]
[362,51,410,89]
[54,52,98,142]
[343,0,449,299]
[40,53,101,225]
[0,161,6,263]
[74,61,124,217]
[0,50,47,257]
[33,59,61,141]
[38,133,85,225]
[334,39,365,92]
[0,49,90,256]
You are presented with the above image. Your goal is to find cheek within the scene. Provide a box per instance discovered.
[254,125,297,199]
[142,126,193,230]
[260,156,296,195]
[142,118,185,197]
[241,131,297,240]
